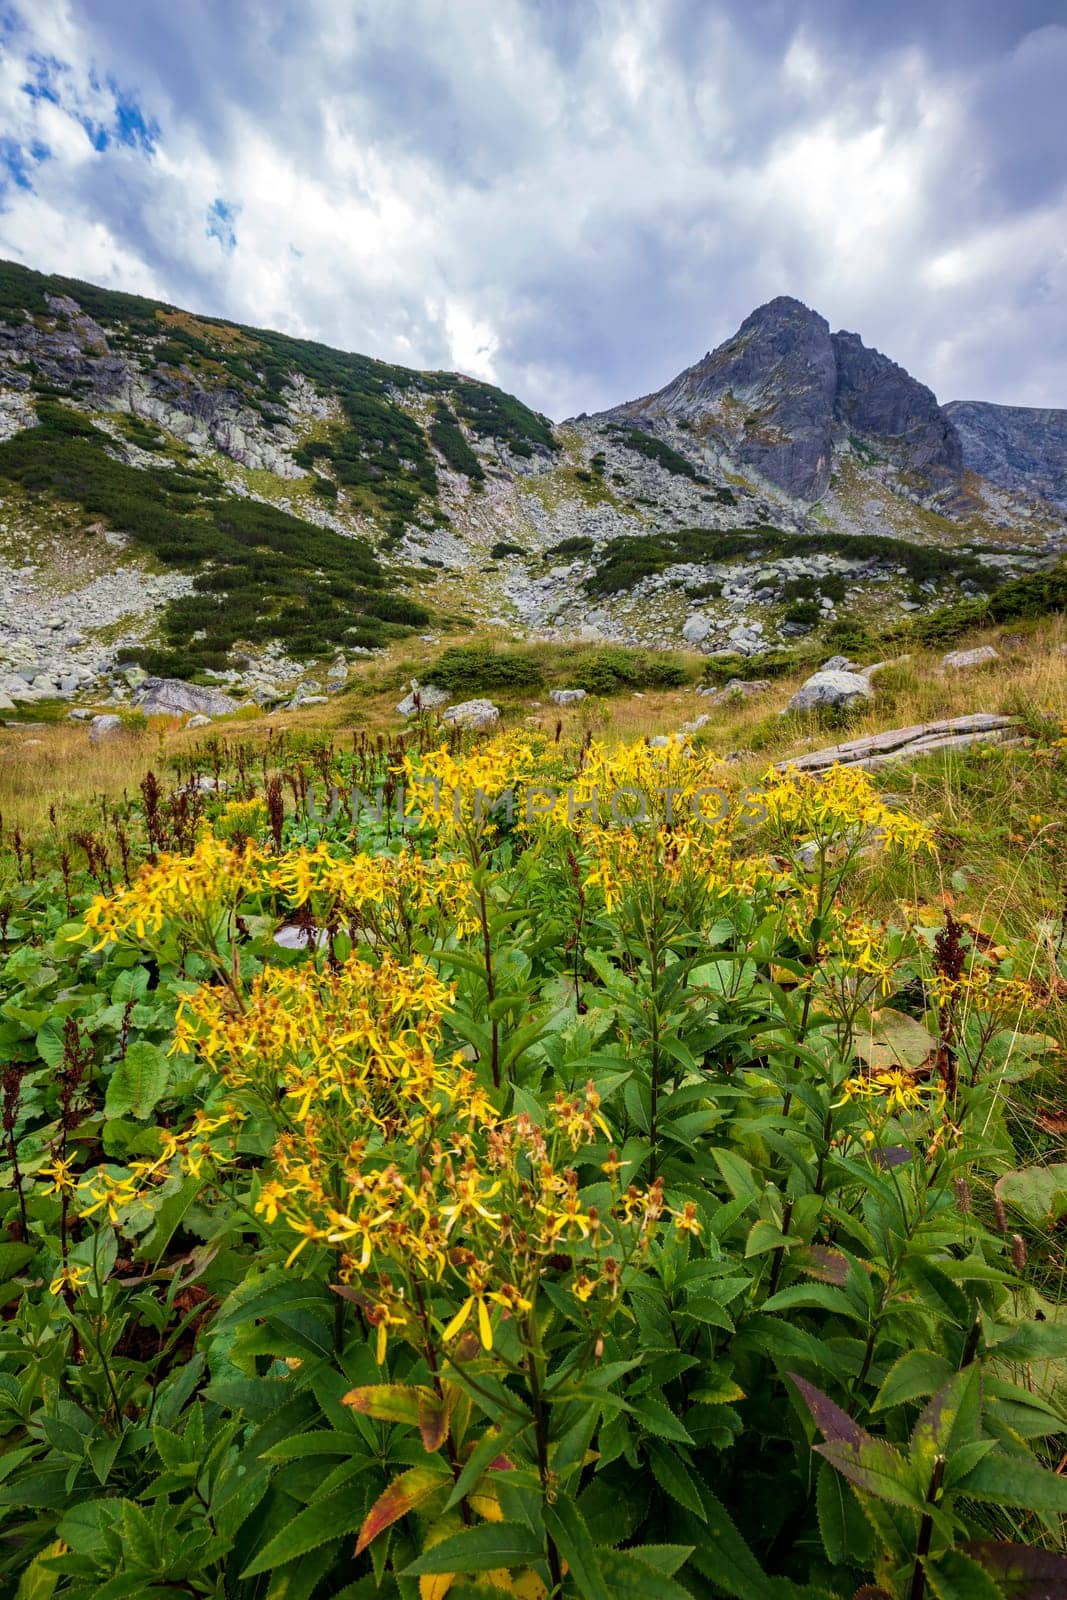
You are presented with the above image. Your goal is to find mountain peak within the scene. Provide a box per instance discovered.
[597,298,964,501]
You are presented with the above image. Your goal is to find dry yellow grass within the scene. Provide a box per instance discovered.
[3,618,1066,837]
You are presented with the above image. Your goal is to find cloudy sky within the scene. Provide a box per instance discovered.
[0,1,1063,420]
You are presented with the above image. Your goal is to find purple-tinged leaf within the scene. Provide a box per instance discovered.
[796,1245,850,1286]
[870,1145,912,1169]
[963,1539,1067,1599]
[788,1373,865,1449]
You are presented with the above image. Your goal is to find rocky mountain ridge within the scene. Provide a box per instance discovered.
[0,260,1063,716]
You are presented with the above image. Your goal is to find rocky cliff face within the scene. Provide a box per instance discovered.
[945,401,1067,512]
[595,297,970,505]
[606,297,838,499]
[831,331,962,492]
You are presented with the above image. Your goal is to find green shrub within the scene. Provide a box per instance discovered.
[783,598,821,627]
[571,647,690,695]
[490,541,526,560]
[431,644,545,696]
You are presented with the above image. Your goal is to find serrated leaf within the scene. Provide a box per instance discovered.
[543,1500,610,1600]
[105,1041,170,1120]
[762,1284,862,1320]
[595,1549,695,1599]
[402,1523,544,1576]
[872,1351,954,1413]
[962,1540,1067,1598]
[647,1442,706,1521]
[627,1396,695,1445]
[241,1479,380,1577]
[957,1451,1067,1515]
[356,1465,448,1556]
[923,1549,1004,1600]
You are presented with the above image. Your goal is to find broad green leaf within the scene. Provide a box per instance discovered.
[685,1484,775,1600]
[105,1041,170,1120]
[873,1351,955,1413]
[241,1479,384,1577]
[544,1499,610,1600]
[816,1461,853,1567]
[0,1243,35,1283]
[595,1549,696,1599]
[762,1284,862,1321]
[647,1442,706,1521]
[923,1549,1003,1600]
[994,1164,1067,1227]
[402,1522,544,1575]
[817,1438,922,1510]
[957,1451,1067,1515]
[15,1540,62,1599]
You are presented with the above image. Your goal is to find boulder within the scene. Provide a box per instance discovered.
[682,613,712,644]
[442,698,500,731]
[0,692,14,714]
[941,645,999,671]
[396,681,451,716]
[186,713,212,730]
[132,678,237,718]
[821,655,854,672]
[89,714,123,744]
[698,677,772,705]
[549,689,587,705]
[786,669,875,715]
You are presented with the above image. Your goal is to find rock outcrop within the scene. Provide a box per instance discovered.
[593,297,973,505]
[944,401,1067,512]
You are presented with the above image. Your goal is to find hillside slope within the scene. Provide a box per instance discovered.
[0,260,1063,715]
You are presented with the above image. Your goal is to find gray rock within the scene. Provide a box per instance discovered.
[133,678,237,717]
[941,645,999,670]
[0,691,14,713]
[442,698,500,731]
[549,688,587,705]
[786,669,875,715]
[89,714,123,744]
[945,400,1067,512]
[396,681,451,716]
[682,613,712,644]
[185,713,212,729]
[698,677,772,706]
[821,655,854,672]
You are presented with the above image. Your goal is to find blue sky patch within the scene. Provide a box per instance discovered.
[207,198,238,251]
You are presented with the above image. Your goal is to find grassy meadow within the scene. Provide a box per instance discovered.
[0,618,1065,1598]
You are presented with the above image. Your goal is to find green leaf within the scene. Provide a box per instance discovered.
[872,1351,954,1413]
[962,1540,1067,1598]
[685,1484,774,1600]
[627,1396,695,1445]
[105,1041,170,1120]
[544,1499,610,1600]
[402,1522,544,1575]
[647,1442,706,1521]
[0,1243,35,1282]
[15,1540,62,1599]
[762,1283,862,1320]
[923,1549,1004,1600]
[815,1461,850,1566]
[240,1480,379,1577]
[987,1320,1067,1363]
[595,1549,695,1599]
[994,1164,1067,1227]
[744,1221,796,1258]
[34,1018,67,1070]
[957,1450,1067,1515]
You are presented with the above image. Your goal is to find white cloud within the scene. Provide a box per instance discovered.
[0,0,1063,415]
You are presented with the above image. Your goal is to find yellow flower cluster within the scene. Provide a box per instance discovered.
[84,834,265,946]
[840,1068,946,1116]
[752,764,934,857]
[165,954,672,1354]
[84,834,478,955]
